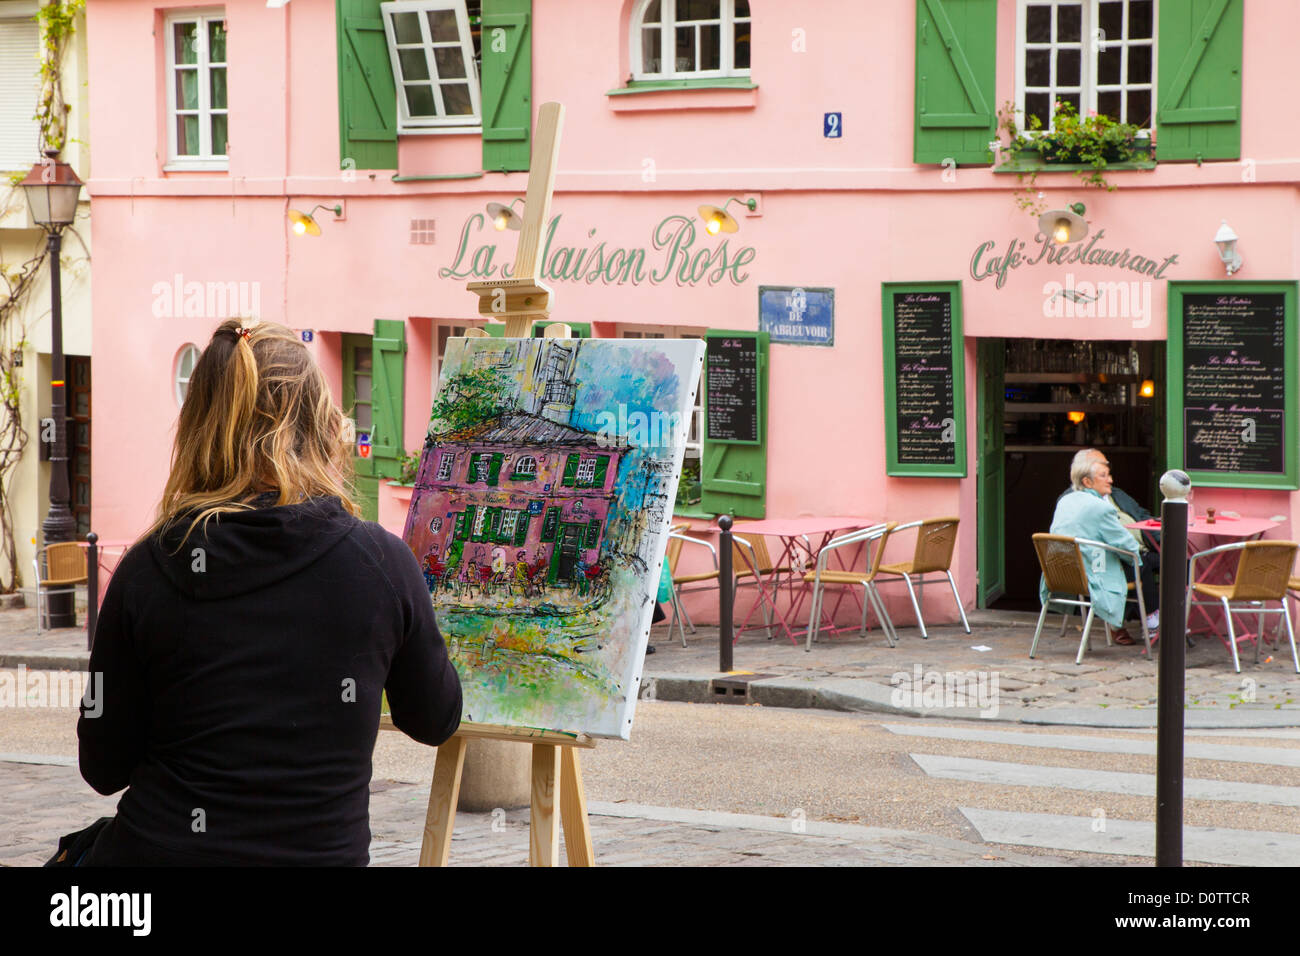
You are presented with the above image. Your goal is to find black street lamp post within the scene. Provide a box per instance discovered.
[20,150,83,628]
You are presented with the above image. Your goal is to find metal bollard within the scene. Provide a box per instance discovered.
[718,514,734,673]
[1156,494,1188,867]
[86,532,98,652]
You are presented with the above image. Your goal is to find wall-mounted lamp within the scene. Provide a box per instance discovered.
[1038,202,1088,244]
[288,203,343,237]
[1139,379,1155,398]
[698,197,758,236]
[486,198,525,231]
[1214,219,1243,275]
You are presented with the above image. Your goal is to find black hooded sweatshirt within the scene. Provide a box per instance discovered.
[76,494,462,865]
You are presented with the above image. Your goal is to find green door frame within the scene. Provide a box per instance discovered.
[976,337,1005,607]
[342,333,379,521]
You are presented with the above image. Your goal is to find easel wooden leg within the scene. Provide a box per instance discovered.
[420,735,467,867]
[560,747,594,866]
[529,743,561,866]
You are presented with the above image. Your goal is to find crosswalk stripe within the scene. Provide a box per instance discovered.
[884,723,1300,767]
[960,807,1300,866]
[912,753,1300,807]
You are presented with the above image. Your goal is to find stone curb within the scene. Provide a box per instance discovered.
[0,651,91,671]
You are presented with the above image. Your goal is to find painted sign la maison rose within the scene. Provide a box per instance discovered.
[440,212,756,287]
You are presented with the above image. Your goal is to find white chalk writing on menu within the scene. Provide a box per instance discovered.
[893,292,956,465]
[706,337,759,443]
[1182,293,1286,475]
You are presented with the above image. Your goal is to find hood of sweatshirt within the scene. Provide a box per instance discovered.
[147,494,359,600]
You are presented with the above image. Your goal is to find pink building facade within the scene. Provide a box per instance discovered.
[85,0,1300,623]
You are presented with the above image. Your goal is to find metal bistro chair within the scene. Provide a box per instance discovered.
[1187,541,1299,674]
[875,516,970,638]
[32,541,87,634]
[1030,533,1151,664]
[664,527,720,648]
[802,522,898,651]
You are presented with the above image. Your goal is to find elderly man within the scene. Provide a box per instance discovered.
[1045,453,1155,645]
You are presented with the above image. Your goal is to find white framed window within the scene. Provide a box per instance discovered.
[632,0,751,81]
[435,451,455,480]
[381,0,482,131]
[1016,0,1154,132]
[471,507,486,537]
[174,344,200,407]
[0,4,40,172]
[500,510,518,539]
[576,458,597,485]
[513,455,537,478]
[164,10,228,168]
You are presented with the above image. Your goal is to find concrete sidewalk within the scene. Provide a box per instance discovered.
[4,605,1299,728]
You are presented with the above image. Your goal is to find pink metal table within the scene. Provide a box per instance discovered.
[727,516,881,643]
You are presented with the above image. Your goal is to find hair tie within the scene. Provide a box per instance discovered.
[235,326,253,340]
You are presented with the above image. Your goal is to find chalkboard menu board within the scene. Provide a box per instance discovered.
[706,336,761,444]
[882,282,967,477]
[1168,282,1298,489]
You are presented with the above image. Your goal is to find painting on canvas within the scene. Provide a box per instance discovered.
[402,336,704,739]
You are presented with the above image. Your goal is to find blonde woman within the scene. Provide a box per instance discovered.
[76,319,461,865]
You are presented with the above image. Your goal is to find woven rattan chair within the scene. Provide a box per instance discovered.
[875,516,969,638]
[1187,541,1299,673]
[1030,533,1150,664]
[31,542,87,634]
[802,522,897,650]
[664,527,720,648]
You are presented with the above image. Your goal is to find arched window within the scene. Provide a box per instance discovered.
[513,455,537,478]
[174,344,200,407]
[632,0,751,80]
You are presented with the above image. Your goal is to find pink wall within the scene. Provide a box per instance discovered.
[85,0,1300,626]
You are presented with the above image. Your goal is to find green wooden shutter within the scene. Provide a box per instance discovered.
[1156,0,1243,162]
[562,454,579,486]
[514,513,531,546]
[458,506,475,541]
[487,452,504,485]
[481,0,532,172]
[336,0,398,170]
[914,0,997,165]
[488,507,503,540]
[591,456,609,488]
[370,319,406,478]
[701,330,768,519]
[541,507,560,542]
[585,519,602,550]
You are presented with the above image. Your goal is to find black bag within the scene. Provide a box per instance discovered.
[44,816,113,867]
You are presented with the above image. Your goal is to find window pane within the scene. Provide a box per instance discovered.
[174,22,197,65]
[355,374,372,403]
[398,49,430,81]
[441,83,473,115]
[1025,49,1050,86]
[211,113,228,155]
[74,393,89,416]
[356,348,372,372]
[434,47,467,79]
[210,67,227,110]
[427,10,459,43]
[1058,91,1081,115]
[1129,0,1154,39]
[405,84,437,115]
[698,23,720,70]
[734,25,750,69]
[642,27,660,72]
[675,25,695,71]
[177,114,200,155]
[678,0,720,19]
[1127,89,1152,127]
[1025,92,1051,128]
[1127,44,1152,83]
[1096,46,1121,84]
[735,0,750,16]
[642,0,661,23]
[208,20,227,63]
[1026,5,1051,42]
[1056,49,1080,86]
[176,69,199,110]
[1098,1,1123,39]
[355,403,372,432]
[1097,89,1122,122]
[393,12,421,44]
[1056,3,1081,42]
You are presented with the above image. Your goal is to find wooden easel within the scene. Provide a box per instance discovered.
[384,101,599,866]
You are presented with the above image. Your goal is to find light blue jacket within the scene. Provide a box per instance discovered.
[1041,489,1141,627]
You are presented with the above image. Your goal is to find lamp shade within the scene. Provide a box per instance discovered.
[1037,203,1088,244]
[1213,219,1238,256]
[486,201,523,231]
[698,204,739,235]
[288,209,322,236]
[19,151,83,227]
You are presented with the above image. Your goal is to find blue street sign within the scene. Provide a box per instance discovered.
[300,329,314,343]
[824,112,842,138]
[759,285,835,346]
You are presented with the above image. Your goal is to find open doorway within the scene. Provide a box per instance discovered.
[978,337,1164,611]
